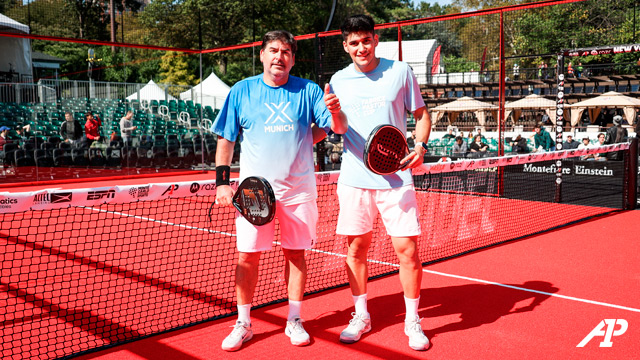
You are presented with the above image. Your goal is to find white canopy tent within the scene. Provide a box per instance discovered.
[126,80,176,102]
[568,91,640,127]
[376,39,438,85]
[0,13,33,79]
[431,97,498,130]
[505,94,562,124]
[179,72,230,109]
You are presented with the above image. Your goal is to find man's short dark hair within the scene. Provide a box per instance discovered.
[455,136,462,142]
[340,14,375,40]
[261,30,297,55]
[65,111,72,116]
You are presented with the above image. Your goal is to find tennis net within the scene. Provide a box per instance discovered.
[0,140,637,359]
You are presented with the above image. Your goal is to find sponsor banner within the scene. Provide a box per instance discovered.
[315,171,340,186]
[0,178,222,214]
[413,143,629,176]
[564,44,640,57]
[0,173,343,214]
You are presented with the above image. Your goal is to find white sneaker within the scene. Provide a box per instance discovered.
[404,316,429,351]
[285,317,310,346]
[221,321,253,351]
[339,312,371,343]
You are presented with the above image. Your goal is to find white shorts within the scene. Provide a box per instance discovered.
[336,183,421,237]
[236,200,318,252]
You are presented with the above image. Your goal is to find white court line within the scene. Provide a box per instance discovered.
[282,242,640,314]
[80,206,236,237]
[84,206,640,314]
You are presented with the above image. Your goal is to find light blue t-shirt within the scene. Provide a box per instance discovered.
[212,74,332,205]
[330,58,425,189]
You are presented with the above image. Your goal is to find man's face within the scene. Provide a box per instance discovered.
[260,40,294,85]
[534,128,541,134]
[598,135,605,144]
[126,112,133,120]
[65,113,73,122]
[343,31,379,73]
[567,136,573,142]
[583,139,590,145]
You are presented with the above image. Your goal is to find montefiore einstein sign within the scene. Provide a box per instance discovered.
[522,162,615,177]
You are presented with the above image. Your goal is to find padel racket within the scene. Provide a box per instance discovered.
[232,176,276,226]
[209,176,276,226]
[363,124,411,175]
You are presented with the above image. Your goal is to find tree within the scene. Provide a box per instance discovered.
[159,51,197,85]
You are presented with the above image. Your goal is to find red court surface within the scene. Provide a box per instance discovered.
[72,209,640,360]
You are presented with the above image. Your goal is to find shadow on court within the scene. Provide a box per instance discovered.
[303,279,557,352]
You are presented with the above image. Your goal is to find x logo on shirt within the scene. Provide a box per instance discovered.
[264,102,293,124]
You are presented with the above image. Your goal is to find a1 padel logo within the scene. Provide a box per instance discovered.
[577,319,628,347]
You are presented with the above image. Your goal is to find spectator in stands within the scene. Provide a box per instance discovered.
[541,112,550,125]
[119,110,137,147]
[0,126,9,152]
[475,128,487,142]
[578,137,594,160]
[567,62,575,77]
[589,133,607,161]
[533,123,555,152]
[469,134,489,154]
[84,111,102,148]
[576,62,584,78]
[510,134,529,153]
[537,63,544,79]
[513,63,520,80]
[605,115,628,160]
[442,128,455,140]
[452,135,467,156]
[15,124,31,143]
[407,129,416,148]
[562,135,580,150]
[60,111,83,145]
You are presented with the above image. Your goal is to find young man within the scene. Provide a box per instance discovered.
[60,112,83,144]
[533,123,555,152]
[84,111,102,147]
[119,110,137,147]
[212,30,347,352]
[326,14,431,351]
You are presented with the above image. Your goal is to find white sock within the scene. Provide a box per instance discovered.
[353,294,369,318]
[288,300,302,321]
[404,296,420,322]
[237,304,251,325]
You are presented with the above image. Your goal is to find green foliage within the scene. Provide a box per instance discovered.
[441,55,480,73]
[3,0,640,85]
[159,51,197,85]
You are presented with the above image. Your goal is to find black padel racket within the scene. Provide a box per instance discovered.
[363,124,411,175]
[232,176,276,226]
[209,176,276,226]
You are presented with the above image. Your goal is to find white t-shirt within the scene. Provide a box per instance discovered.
[330,58,425,189]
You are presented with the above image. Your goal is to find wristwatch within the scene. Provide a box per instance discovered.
[414,141,429,153]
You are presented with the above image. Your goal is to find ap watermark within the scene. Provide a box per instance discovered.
[577,319,628,347]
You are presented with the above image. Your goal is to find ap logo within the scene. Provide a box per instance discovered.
[577,319,628,347]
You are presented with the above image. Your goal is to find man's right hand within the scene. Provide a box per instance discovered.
[216,185,234,207]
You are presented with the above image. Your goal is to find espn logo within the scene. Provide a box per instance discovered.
[87,190,116,200]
